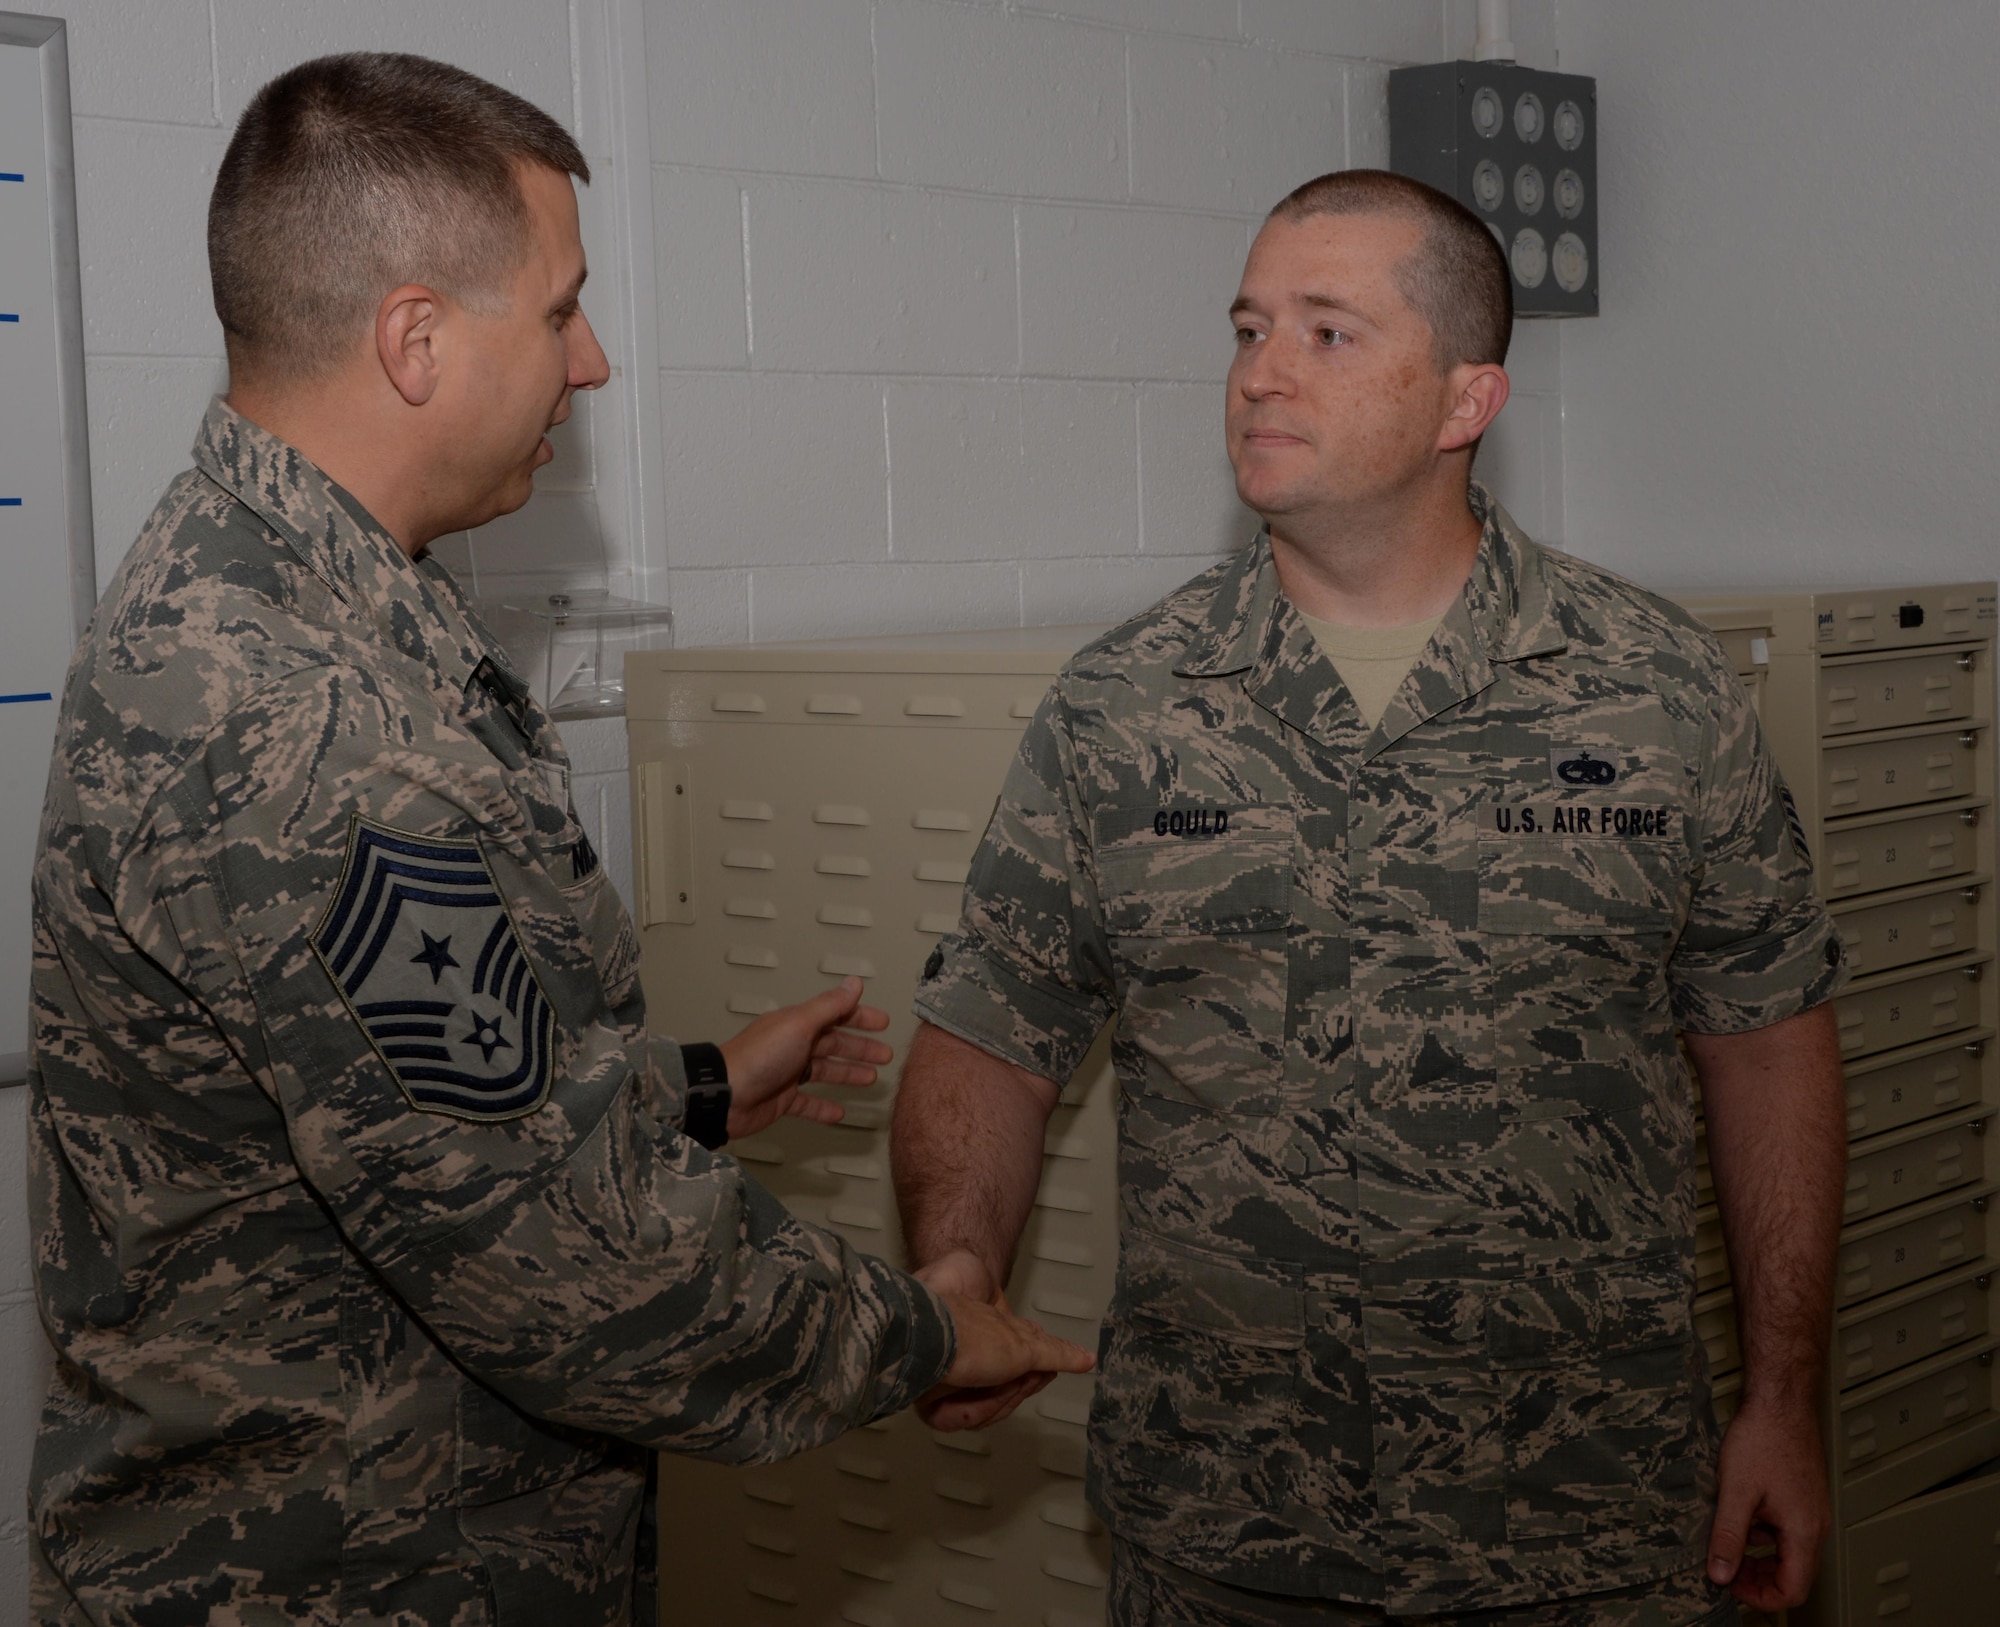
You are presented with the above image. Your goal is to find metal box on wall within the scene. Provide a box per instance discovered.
[1388,60,1598,317]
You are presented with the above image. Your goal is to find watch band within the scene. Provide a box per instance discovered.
[680,1042,731,1150]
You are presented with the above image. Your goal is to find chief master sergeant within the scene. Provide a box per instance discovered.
[895,169,1848,1626]
[27,52,1089,1625]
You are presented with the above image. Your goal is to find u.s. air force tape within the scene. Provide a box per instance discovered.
[312,815,556,1122]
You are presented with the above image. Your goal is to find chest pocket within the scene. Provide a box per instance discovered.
[1478,831,1685,1121]
[1097,806,1294,1118]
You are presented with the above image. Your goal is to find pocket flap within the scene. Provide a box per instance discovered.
[1478,834,1681,935]
[1117,1227,1305,1350]
[1486,1254,1690,1368]
[1098,805,1293,937]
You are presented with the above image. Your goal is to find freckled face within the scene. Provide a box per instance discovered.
[1225,212,1456,523]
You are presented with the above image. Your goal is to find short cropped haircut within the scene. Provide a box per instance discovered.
[1269,169,1512,371]
[209,52,588,381]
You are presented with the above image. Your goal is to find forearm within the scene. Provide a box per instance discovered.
[1686,1002,1847,1407]
[891,1020,1060,1286]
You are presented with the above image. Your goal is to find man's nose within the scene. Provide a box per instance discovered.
[1235,336,1292,398]
[570,306,611,392]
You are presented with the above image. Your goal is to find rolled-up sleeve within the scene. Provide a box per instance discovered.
[1669,666,1845,1034]
[914,688,1115,1086]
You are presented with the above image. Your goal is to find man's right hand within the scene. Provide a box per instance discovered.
[924,1287,1094,1432]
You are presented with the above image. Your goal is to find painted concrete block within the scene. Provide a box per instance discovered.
[84,357,229,591]
[467,487,608,582]
[1345,61,1393,171]
[1130,36,1343,214]
[749,561,1020,642]
[1138,382,1256,559]
[653,168,747,369]
[662,567,751,647]
[74,117,229,358]
[874,0,1127,201]
[747,179,1016,375]
[1472,389,1554,542]
[1022,553,1216,627]
[1502,319,1561,396]
[1018,0,1240,42]
[1139,385,1252,563]
[658,371,887,569]
[41,0,217,126]
[887,380,1137,562]
[644,0,875,177]
[1019,205,1245,381]
[212,0,574,125]
[1240,0,1442,61]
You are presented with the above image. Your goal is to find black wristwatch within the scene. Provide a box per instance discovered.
[680,1042,732,1150]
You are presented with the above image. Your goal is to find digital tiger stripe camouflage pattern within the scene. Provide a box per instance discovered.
[915,485,1842,1615]
[27,401,956,1625]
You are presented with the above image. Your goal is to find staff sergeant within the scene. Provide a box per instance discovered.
[895,170,1847,1627]
[28,53,1089,1625]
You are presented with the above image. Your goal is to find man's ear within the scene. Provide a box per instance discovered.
[377,285,443,407]
[1437,362,1510,454]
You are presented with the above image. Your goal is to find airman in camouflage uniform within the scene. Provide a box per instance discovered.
[26,51,1091,1627]
[902,170,1846,1625]
[28,399,955,1624]
[915,487,1840,1617]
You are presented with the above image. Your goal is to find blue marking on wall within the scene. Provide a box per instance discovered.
[0,498,20,507]
[0,314,19,323]
[0,694,53,705]
[0,173,23,182]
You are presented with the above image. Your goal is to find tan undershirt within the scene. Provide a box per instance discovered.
[1298,610,1445,731]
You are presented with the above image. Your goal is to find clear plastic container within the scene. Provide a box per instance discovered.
[485,592,675,720]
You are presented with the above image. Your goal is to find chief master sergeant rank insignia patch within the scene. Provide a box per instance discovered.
[312,815,557,1121]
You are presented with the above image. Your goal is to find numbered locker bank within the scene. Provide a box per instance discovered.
[1676,583,2000,1627]
[626,627,1117,1627]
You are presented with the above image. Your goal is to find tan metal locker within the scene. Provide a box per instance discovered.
[1676,583,2000,1624]
[627,628,1116,1627]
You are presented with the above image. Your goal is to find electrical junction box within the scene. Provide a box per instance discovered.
[1389,60,1598,317]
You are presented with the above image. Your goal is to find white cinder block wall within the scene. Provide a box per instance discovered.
[598,0,1566,912]
[2,3,1566,1615]
[1557,1,2000,590]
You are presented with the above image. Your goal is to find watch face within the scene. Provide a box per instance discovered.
[1471,85,1504,138]
[1513,91,1544,143]
[1511,227,1548,289]
[1473,158,1505,212]
[1552,231,1590,292]
[1554,98,1586,150]
[1554,167,1585,219]
[1514,164,1545,215]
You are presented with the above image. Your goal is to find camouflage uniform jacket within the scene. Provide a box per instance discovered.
[28,400,955,1626]
[914,486,1842,1614]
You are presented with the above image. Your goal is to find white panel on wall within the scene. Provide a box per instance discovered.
[0,18,92,1618]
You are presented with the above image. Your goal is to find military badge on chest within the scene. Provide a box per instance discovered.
[1488,744,1674,839]
[312,815,556,1120]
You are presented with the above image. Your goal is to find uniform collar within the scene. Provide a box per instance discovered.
[1174,481,1569,755]
[190,396,521,721]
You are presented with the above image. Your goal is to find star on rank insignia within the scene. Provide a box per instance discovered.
[312,815,556,1121]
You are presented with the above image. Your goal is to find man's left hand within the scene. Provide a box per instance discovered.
[1706,1394,1830,1610]
[718,976,892,1140]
